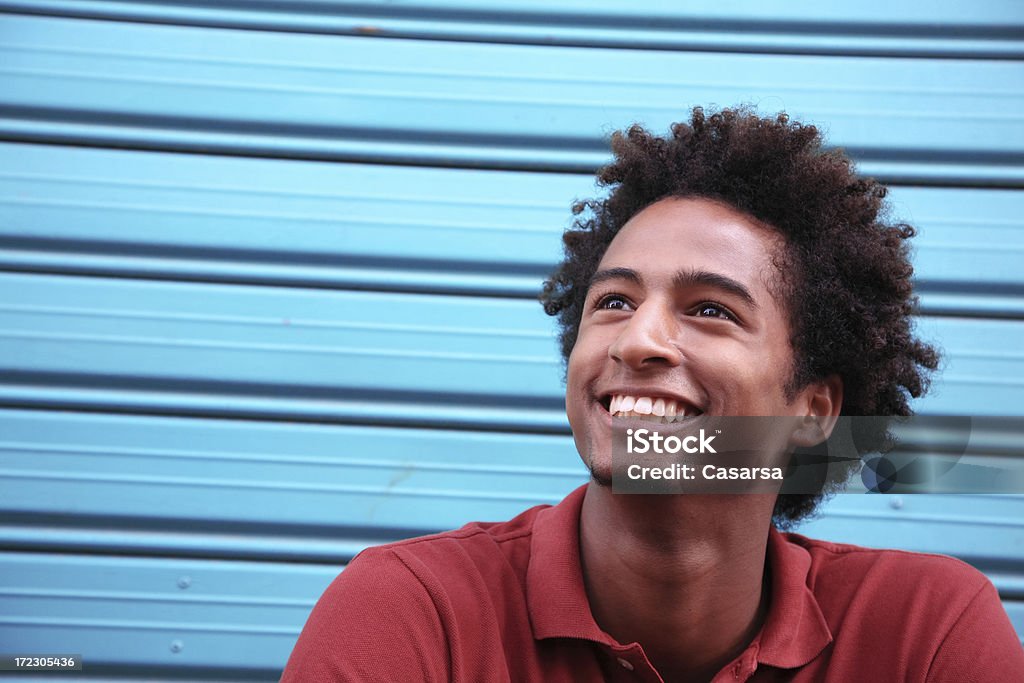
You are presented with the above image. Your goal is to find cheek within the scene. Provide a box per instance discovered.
[744,350,797,411]
[564,348,587,412]
[564,326,606,416]
[701,342,791,411]
[565,323,600,384]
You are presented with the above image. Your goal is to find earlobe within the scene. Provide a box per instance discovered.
[791,375,843,448]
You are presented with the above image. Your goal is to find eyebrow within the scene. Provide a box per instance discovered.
[588,267,642,288]
[674,268,759,310]
[589,266,759,310]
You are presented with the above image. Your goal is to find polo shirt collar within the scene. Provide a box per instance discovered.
[755,527,833,668]
[526,484,833,669]
[527,485,612,643]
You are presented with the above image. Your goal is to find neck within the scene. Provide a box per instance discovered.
[579,482,775,682]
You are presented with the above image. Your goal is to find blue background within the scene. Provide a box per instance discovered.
[1,1,1022,678]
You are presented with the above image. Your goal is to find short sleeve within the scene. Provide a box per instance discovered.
[926,578,1024,682]
[281,549,450,682]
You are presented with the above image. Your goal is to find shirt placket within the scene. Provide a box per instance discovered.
[602,642,667,683]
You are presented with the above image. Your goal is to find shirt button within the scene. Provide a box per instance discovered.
[617,657,634,671]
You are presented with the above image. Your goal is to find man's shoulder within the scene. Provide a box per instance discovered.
[348,499,553,587]
[372,498,549,551]
[782,531,995,634]
[779,531,1024,678]
[785,531,988,587]
[282,503,556,681]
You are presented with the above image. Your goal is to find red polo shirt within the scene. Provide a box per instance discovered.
[282,486,1023,681]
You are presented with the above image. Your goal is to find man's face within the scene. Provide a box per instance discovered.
[565,197,810,483]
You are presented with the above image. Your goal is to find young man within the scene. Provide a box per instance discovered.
[282,108,1024,681]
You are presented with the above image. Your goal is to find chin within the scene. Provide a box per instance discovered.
[572,428,614,488]
[585,456,614,488]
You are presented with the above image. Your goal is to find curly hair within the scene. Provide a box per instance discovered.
[540,106,940,527]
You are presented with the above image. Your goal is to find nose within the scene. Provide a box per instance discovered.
[608,299,683,369]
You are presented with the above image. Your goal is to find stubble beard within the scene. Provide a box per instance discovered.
[583,440,614,488]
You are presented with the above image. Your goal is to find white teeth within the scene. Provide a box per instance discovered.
[607,394,699,421]
[653,398,666,416]
[614,409,667,422]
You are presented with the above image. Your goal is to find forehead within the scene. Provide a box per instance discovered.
[597,197,783,294]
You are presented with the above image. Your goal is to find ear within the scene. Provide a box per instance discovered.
[790,374,844,448]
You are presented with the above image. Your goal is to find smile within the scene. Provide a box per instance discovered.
[605,394,703,423]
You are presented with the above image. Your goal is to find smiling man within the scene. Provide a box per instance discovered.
[282,108,1024,681]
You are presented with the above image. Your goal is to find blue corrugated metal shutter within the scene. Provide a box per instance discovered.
[1,2,1022,678]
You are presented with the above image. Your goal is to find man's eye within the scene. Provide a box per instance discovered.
[695,302,734,320]
[596,294,631,311]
